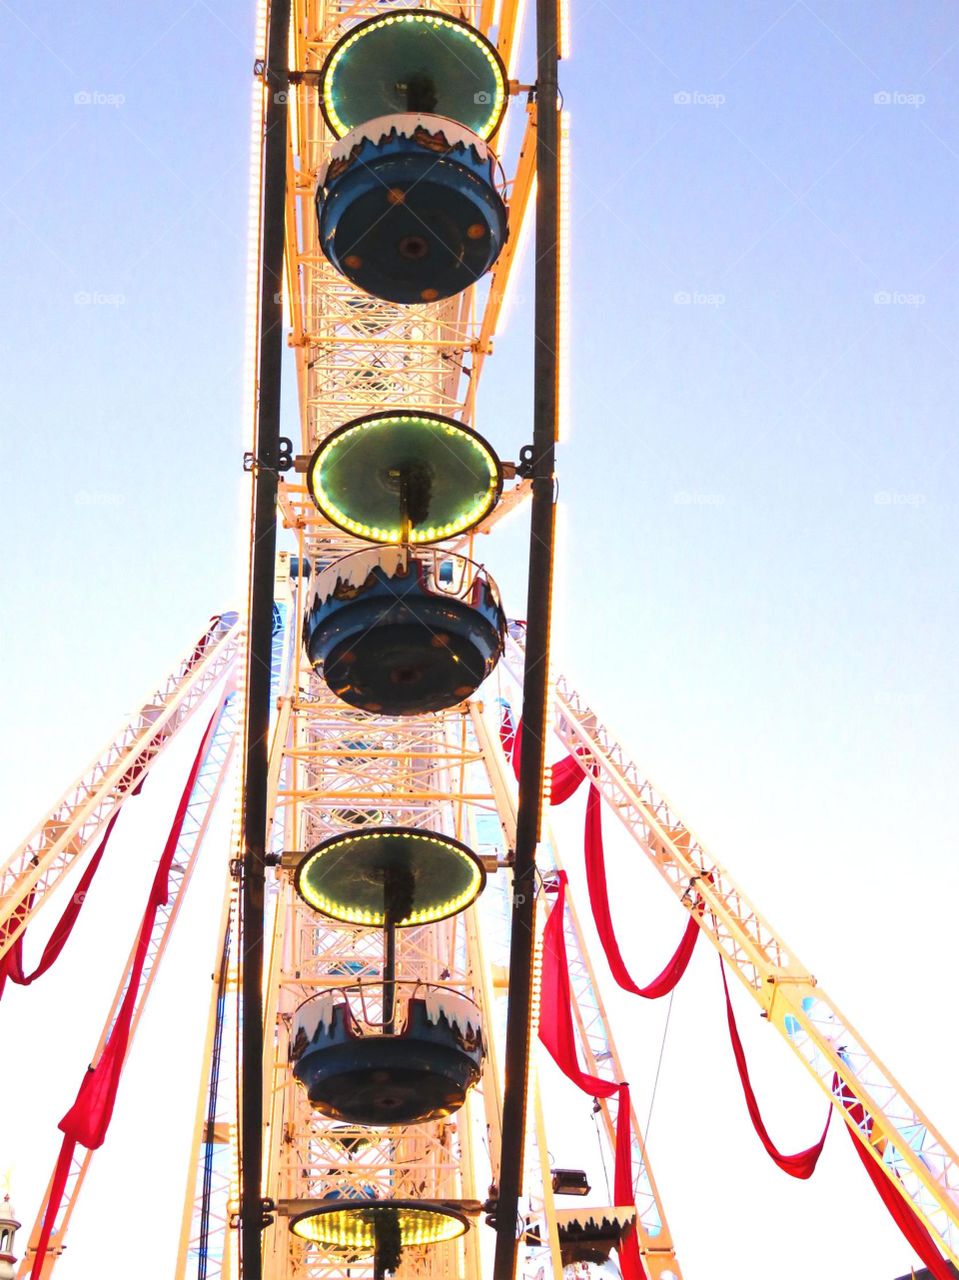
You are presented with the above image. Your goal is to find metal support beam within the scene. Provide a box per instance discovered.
[241,0,291,1275]
[0,614,239,958]
[503,628,959,1264]
[493,0,561,1269]
[19,691,238,1278]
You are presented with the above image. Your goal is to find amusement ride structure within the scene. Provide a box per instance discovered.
[1,1,958,1280]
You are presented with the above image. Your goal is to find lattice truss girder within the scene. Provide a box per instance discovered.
[19,689,240,1279]
[549,885,679,1276]
[154,650,683,1280]
[257,0,545,1274]
[301,290,470,422]
[465,699,682,1279]
[288,0,481,465]
[278,693,499,840]
[0,615,240,962]
[285,0,534,567]
[262,675,502,1280]
[176,883,241,1280]
[500,627,959,1264]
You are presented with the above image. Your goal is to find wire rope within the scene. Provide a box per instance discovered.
[643,987,676,1149]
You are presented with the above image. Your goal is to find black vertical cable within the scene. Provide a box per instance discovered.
[241,0,290,1275]
[492,0,561,1271]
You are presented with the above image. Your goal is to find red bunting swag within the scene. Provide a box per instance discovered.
[539,872,648,1280]
[0,810,123,1001]
[506,713,588,804]
[30,704,221,1280]
[837,1080,954,1279]
[720,959,831,1178]
[584,784,700,998]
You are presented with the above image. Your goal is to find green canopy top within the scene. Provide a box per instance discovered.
[295,827,486,927]
[307,412,502,545]
[321,10,507,140]
[290,1199,469,1249]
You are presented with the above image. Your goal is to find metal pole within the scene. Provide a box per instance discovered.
[492,0,560,1269]
[383,922,397,1035]
[241,0,290,1275]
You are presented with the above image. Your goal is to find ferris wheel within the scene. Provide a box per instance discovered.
[1,2,958,1280]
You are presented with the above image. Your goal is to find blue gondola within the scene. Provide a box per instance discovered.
[290,985,484,1126]
[316,114,507,304]
[302,547,505,715]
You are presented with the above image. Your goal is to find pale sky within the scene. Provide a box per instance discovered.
[1,2,958,1279]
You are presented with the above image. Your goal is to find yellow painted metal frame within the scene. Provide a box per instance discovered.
[18,704,238,1278]
[469,695,683,1277]
[0,618,240,962]
[501,627,959,1267]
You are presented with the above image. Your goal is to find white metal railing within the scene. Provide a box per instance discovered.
[0,613,240,958]
[293,979,481,1039]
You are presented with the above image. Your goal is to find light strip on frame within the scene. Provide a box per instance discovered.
[558,0,571,59]
[557,111,571,441]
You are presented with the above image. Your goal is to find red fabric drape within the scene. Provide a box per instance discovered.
[838,1082,954,1280]
[30,706,221,1279]
[29,1136,76,1274]
[540,873,617,1096]
[540,873,647,1280]
[507,714,588,804]
[584,784,700,998]
[0,810,122,1000]
[550,752,589,804]
[0,901,31,1003]
[720,959,831,1178]
[503,699,696,1000]
[614,1087,647,1280]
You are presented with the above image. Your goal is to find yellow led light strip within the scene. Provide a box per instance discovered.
[322,12,506,141]
[291,1205,468,1246]
[308,415,500,544]
[296,831,483,925]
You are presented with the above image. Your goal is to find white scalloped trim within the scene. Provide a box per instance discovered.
[329,113,490,164]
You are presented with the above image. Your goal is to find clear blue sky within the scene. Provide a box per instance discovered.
[1,1,957,1277]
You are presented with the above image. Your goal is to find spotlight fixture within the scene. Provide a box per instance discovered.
[550,1169,591,1197]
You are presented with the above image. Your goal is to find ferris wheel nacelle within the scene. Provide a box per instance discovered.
[302,546,506,716]
[317,115,508,306]
[313,10,510,305]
